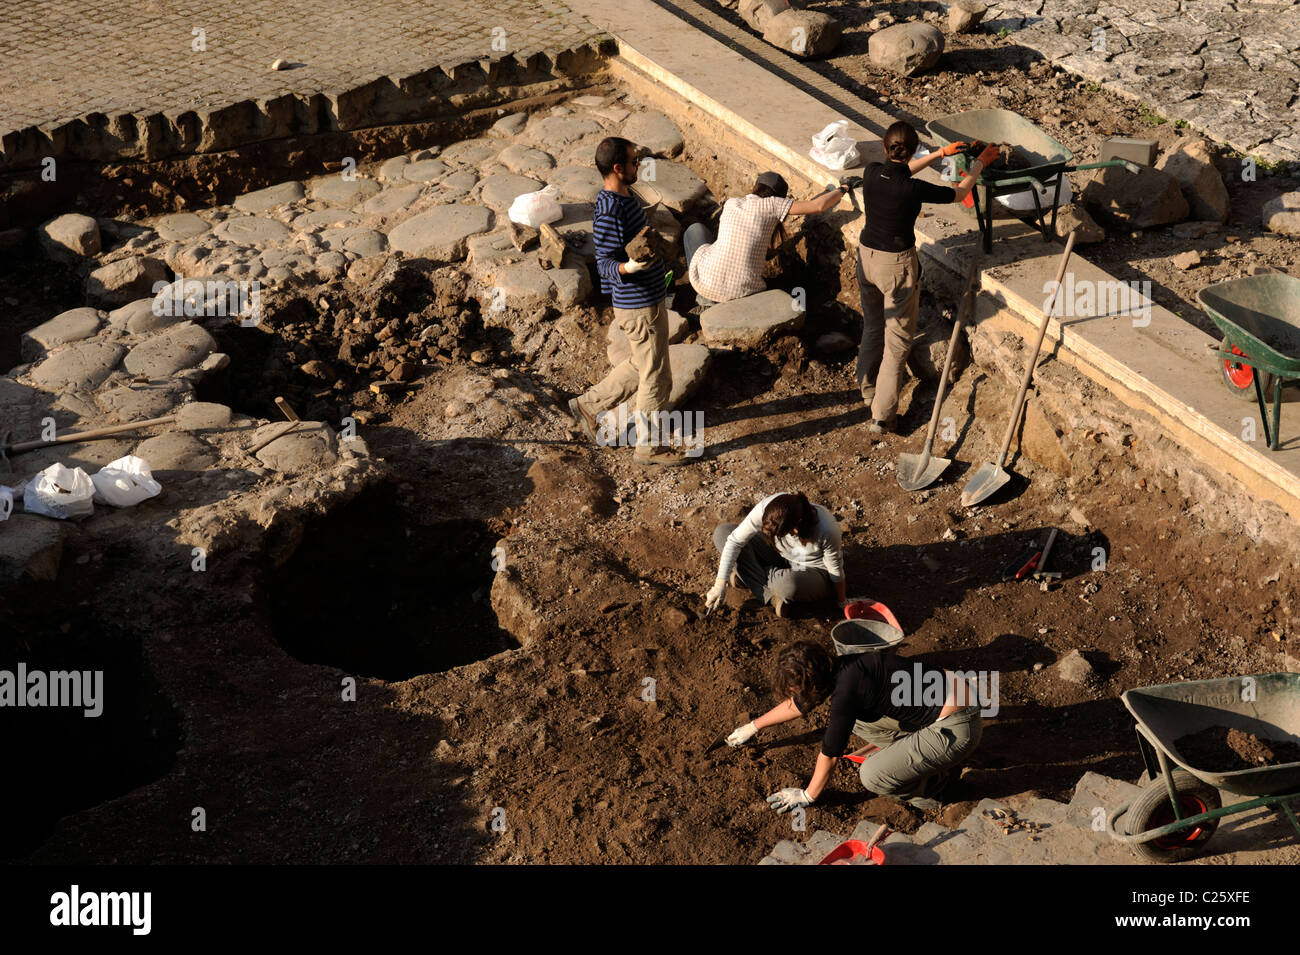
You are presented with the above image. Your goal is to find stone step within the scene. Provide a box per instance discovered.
[760,774,1157,864]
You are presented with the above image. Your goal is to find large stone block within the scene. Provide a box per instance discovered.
[38,213,101,263]
[85,255,170,308]
[764,10,841,58]
[122,322,216,377]
[29,340,126,391]
[622,111,685,158]
[21,307,102,361]
[387,204,493,260]
[701,289,805,347]
[233,181,304,213]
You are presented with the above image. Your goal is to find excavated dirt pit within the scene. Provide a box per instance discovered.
[267,487,517,679]
[6,81,1300,864]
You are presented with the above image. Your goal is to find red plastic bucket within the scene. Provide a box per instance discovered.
[818,839,886,865]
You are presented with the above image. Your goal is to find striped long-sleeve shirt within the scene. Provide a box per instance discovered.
[593,188,666,309]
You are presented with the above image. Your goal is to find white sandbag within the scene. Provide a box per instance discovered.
[508,184,563,227]
[809,119,860,170]
[91,455,162,508]
[23,463,95,520]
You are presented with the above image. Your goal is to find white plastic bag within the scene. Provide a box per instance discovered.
[809,120,860,170]
[0,485,14,521]
[995,175,1072,213]
[91,455,162,508]
[23,463,95,520]
[508,184,563,227]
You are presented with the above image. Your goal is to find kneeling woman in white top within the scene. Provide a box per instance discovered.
[705,492,847,617]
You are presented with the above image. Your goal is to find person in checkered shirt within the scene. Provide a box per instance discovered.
[684,171,844,306]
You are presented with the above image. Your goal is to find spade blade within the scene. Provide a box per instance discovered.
[896,451,952,491]
[960,461,1010,507]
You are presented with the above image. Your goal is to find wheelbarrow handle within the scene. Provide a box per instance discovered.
[1066,159,1142,174]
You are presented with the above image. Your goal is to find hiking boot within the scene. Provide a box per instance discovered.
[905,794,942,811]
[771,594,788,618]
[634,445,689,467]
[729,569,744,590]
[868,418,895,435]
[567,397,600,444]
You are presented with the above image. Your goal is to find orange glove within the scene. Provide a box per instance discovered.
[976,144,1001,168]
[941,141,968,158]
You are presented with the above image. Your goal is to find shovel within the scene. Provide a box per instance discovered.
[961,231,1076,507]
[897,249,982,491]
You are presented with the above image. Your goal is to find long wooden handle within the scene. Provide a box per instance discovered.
[920,249,982,456]
[5,415,177,454]
[993,231,1076,467]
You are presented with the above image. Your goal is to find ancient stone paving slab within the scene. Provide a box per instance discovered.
[986,0,1300,162]
[0,0,608,140]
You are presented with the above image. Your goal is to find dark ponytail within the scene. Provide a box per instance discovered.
[883,121,918,164]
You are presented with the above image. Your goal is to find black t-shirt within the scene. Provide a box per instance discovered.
[817,652,948,758]
[859,160,956,253]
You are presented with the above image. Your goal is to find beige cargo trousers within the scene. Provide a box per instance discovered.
[580,300,674,448]
[855,245,921,424]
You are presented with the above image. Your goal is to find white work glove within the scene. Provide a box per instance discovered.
[623,258,651,274]
[705,580,727,611]
[726,721,758,747]
[766,788,814,814]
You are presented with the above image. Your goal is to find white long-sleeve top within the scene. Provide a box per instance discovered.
[715,493,844,586]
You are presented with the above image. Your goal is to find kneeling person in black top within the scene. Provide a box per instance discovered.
[724,640,983,813]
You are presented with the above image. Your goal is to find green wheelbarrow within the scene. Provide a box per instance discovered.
[1199,273,1300,450]
[925,109,1138,253]
[1106,673,1300,863]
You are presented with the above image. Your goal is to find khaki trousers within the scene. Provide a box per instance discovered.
[856,245,921,422]
[582,300,673,448]
[853,706,982,798]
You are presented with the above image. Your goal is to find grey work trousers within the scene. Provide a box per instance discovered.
[853,705,982,797]
[713,523,832,606]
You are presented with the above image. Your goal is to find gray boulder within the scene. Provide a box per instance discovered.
[85,256,170,308]
[21,307,102,361]
[1082,165,1188,229]
[1156,137,1229,223]
[869,22,944,76]
[764,10,841,58]
[948,0,987,33]
[38,213,101,263]
[622,111,685,158]
[1262,192,1300,237]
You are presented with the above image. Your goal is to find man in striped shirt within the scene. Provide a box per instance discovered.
[567,137,688,467]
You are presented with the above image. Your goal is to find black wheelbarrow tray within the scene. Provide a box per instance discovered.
[925,109,1137,253]
[1105,672,1300,863]
[1199,273,1300,450]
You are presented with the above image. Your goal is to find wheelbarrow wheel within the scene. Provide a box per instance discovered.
[1126,770,1221,863]
[1221,344,1274,402]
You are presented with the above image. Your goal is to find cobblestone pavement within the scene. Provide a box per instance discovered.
[0,0,606,137]
[987,0,1300,162]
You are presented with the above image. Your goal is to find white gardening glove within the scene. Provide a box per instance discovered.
[704,580,727,611]
[623,258,651,274]
[766,788,814,814]
[726,721,758,747]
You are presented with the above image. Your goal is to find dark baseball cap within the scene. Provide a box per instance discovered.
[755,171,789,197]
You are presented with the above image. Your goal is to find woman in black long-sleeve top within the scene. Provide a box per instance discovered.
[856,121,998,433]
